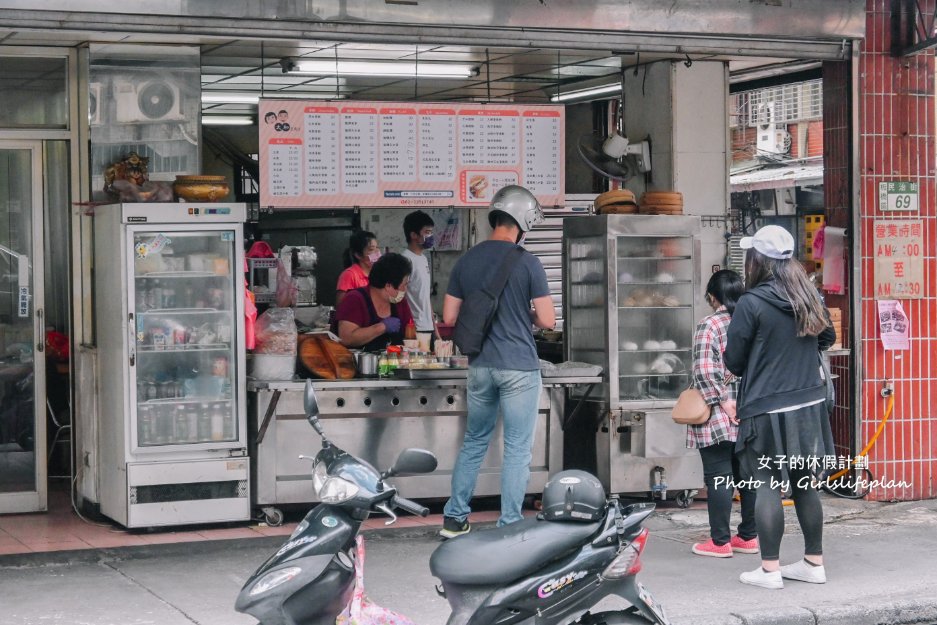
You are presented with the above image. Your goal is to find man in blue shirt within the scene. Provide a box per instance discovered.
[440,185,556,537]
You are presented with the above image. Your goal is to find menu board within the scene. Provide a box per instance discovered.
[259,100,565,209]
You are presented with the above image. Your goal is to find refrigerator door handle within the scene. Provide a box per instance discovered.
[36,308,44,352]
[128,313,136,367]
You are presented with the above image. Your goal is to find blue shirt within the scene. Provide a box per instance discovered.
[447,240,550,371]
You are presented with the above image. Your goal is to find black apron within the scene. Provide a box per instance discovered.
[354,287,404,352]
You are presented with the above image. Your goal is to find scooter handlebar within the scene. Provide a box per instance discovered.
[392,495,429,517]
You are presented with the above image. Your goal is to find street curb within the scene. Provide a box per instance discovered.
[671,597,937,625]
[0,522,450,569]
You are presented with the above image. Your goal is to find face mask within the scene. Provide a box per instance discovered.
[388,289,406,304]
[421,234,435,249]
[366,251,381,264]
[517,232,527,246]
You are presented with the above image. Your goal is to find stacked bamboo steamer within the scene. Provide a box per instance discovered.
[639,191,684,215]
[594,189,638,214]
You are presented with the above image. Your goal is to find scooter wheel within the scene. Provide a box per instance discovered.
[263,507,284,527]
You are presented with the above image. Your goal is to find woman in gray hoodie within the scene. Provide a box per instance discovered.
[724,225,836,590]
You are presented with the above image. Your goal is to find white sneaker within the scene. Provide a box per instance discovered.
[780,559,827,584]
[739,566,784,589]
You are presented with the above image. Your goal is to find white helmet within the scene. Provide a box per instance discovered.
[487,185,544,232]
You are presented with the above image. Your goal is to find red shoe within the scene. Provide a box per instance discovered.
[730,534,760,554]
[692,539,732,558]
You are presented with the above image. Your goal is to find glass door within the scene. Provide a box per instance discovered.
[130,228,238,449]
[0,141,46,513]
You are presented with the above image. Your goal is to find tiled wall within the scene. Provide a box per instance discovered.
[839,1,937,500]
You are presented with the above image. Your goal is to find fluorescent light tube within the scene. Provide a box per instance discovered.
[202,115,254,126]
[287,59,477,79]
[550,83,621,103]
[202,93,260,104]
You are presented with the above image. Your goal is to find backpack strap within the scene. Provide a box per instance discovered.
[486,246,525,297]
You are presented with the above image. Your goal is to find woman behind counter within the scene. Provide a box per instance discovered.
[688,270,758,559]
[336,230,380,306]
[336,253,413,352]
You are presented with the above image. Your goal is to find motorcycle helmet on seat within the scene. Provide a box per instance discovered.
[487,185,544,232]
[541,470,606,522]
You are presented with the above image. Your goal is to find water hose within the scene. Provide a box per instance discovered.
[821,393,896,499]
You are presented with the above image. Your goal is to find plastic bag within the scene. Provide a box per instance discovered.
[275,259,298,307]
[336,536,417,625]
[254,307,297,355]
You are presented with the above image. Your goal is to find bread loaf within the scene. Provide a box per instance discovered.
[299,334,357,379]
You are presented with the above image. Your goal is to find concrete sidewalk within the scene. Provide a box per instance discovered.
[1,494,936,625]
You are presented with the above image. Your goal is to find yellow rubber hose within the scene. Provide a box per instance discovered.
[826,393,896,483]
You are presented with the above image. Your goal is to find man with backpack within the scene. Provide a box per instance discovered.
[440,185,555,537]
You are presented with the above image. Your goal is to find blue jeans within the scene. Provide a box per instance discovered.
[444,367,542,527]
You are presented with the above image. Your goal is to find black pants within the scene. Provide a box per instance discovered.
[741,443,824,561]
[698,441,757,546]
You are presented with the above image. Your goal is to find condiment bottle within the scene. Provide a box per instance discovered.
[378,351,391,377]
[404,320,417,341]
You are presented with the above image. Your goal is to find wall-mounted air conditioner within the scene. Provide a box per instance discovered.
[115,79,185,124]
[755,102,790,155]
[89,82,103,126]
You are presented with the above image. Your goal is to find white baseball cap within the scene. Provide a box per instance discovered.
[739,225,795,260]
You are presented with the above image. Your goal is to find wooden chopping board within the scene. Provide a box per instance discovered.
[298,334,357,379]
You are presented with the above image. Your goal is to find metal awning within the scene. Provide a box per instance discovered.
[730,161,824,192]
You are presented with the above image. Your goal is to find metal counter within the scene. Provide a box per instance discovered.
[247,375,599,521]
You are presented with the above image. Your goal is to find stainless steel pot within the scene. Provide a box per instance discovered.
[354,352,379,378]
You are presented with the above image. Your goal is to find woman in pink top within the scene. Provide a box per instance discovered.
[336,230,379,306]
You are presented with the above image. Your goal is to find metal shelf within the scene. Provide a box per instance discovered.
[619,348,690,353]
[138,308,230,315]
[616,256,692,261]
[618,280,693,285]
[617,305,693,310]
[136,271,227,279]
[138,343,230,353]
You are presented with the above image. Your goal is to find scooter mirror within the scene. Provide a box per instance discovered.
[387,448,438,477]
[303,379,325,437]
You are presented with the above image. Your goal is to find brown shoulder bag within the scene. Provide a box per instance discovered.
[671,387,712,425]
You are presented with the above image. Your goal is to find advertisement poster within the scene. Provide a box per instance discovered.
[877,299,910,351]
[259,100,565,209]
[873,220,924,299]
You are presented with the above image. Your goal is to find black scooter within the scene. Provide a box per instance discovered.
[235,380,670,625]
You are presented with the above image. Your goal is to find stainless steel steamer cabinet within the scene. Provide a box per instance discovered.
[247,375,599,525]
[563,215,705,506]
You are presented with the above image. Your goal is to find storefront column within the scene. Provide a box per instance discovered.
[850,0,936,500]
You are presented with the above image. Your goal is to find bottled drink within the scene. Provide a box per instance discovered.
[186,404,199,443]
[151,280,163,310]
[198,402,212,441]
[174,405,188,443]
[222,403,235,440]
[156,405,172,444]
[138,405,153,446]
[210,403,225,441]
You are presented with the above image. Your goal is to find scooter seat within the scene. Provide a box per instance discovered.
[430,516,602,585]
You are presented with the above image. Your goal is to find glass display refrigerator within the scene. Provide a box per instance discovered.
[94,202,249,528]
[563,214,704,506]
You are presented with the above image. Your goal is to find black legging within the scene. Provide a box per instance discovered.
[741,445,824,561]
[698,441,757,545]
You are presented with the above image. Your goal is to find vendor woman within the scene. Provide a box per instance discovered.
[335,230,380,306]
[336,253,414,351]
